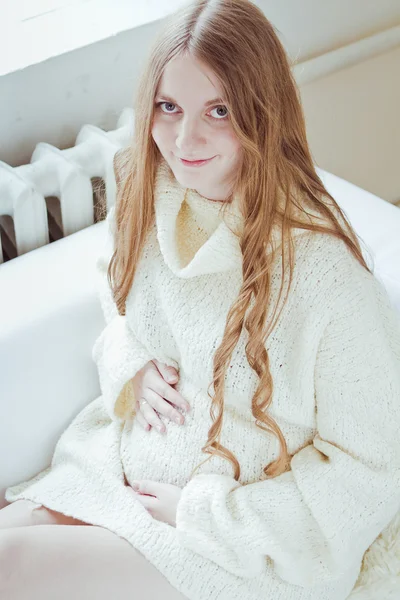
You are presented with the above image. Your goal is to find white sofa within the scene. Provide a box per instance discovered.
[1,169,400,509]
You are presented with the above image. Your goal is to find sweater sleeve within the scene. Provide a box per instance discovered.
[175,257,400,588]
[92,205,154,422]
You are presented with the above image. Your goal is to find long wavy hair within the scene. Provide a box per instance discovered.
[106,0,373,481]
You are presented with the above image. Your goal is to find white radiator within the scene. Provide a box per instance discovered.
[0,108,134,264]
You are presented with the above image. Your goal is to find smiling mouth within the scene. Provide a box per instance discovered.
[178,156,216,166]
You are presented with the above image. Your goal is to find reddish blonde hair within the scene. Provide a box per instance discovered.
[107,0,372,480]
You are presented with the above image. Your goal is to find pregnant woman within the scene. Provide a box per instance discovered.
[2,1,400,599]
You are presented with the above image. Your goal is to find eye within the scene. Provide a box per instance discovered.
[209,106,229,120]
[157,101,178,114]
[156,102,229,121]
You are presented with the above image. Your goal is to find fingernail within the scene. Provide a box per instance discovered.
[156,425,165,433]
[131,482,139,491]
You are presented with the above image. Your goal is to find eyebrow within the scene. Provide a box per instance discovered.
[156,94,225,107]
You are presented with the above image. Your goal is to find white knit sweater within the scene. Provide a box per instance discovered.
[6,157,400,600]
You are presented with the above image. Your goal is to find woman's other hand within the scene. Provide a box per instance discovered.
[132,359,190,433]
[127,480,182,527]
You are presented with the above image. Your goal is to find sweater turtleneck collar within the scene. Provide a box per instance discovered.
[154,157,245,279]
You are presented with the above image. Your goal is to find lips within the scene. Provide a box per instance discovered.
[181,157,211,161]
[178,156,216,166]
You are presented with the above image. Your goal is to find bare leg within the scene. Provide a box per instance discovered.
[0,500,90,529]
[0,523,187,600]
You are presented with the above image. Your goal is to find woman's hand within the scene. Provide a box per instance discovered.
[132,359,190,434]
[127,480,182,527]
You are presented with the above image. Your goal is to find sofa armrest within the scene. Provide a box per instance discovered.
[317,167,400,314]
[0,221,107,508]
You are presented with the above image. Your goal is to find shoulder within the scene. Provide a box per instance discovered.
[292,228,371,269]
[292,229,372,280]
[287,230,391,312]
[299,231,399,333]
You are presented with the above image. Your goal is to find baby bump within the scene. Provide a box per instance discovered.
[120,379,277,488]
[120,385,217,489]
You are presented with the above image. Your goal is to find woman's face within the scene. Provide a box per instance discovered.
[151,54,242,203]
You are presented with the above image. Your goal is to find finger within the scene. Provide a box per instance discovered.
[138,480,160,497]
[134,403,151,431]
[159,382,190,413]
[138,397,166,433]
[126,487,156,512]
[137,494,158,506]
[147,363,189,413]
[134,494,158,520]
[152,360,179,384]
[144,388,185,425]
[147,374,190,413]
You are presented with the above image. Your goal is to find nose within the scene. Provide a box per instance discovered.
[175,116,206,156]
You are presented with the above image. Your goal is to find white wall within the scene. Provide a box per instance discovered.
[300,46,400,205]
[1,0,399,204]
[0,18,163,166]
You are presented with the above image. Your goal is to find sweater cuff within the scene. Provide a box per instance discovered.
[176,474,216,531]
[92,314,153,422]
[175,473,222,558]
[175,473,259,576]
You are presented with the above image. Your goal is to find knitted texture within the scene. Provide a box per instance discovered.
[6,157,400,600]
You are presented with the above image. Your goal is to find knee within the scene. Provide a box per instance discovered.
[0,528,26,594]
